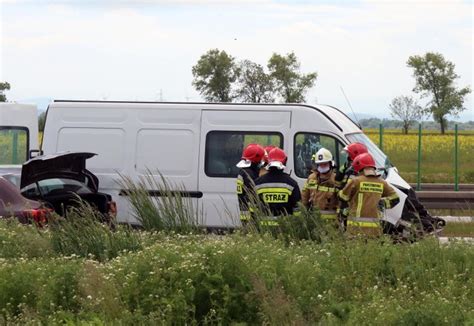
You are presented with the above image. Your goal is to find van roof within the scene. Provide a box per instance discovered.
[51,100,362,134]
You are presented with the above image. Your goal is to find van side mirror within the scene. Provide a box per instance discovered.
[29,149,43,159]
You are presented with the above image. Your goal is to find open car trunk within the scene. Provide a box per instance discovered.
[20,152,114,222]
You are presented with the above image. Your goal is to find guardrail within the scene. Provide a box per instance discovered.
[410,183,474,191]
[416,191,474,210]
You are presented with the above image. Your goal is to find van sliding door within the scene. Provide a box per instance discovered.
[199,109,291,228]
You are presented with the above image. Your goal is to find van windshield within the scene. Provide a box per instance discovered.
[345,133,392,169]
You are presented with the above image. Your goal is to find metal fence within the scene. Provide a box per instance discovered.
[376,124,465,191]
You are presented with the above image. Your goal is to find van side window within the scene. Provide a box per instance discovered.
[294,133,346,178]
[205,131,283,177]
[0,127,29,164]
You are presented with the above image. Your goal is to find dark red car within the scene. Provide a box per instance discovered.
[0,176,51,224]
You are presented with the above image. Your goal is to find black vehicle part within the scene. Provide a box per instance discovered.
[36,192,111,222]
[386,186,446,241]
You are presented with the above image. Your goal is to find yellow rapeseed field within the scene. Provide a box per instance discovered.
[365,130,474,183]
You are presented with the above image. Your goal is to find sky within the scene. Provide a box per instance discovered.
[0,0,473,121]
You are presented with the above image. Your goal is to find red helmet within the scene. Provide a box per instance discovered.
[263,145,276,164]
[267,147,287,169]
[352,153,376,174]
[241,143,265,163]
[344,142,368,161]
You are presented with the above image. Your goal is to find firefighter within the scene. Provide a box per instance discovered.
[338,153,400,237]
[254,147,301,227]
[301,148,339,223]
[236,143,265,225]
[335,142,368,189]
[259,145,276,177]
[335,142,368,227]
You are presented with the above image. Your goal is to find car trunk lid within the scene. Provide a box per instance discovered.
[20,152,99,192]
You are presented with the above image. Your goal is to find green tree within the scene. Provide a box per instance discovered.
[389,95,424,134]
[407,52,471,134]
[192,49,238,102]
[267,52,317,103]
[0,82,11,102]
[235,60,274,103]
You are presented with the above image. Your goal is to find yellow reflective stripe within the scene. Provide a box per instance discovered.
[256,188,292,195]
[360,182,383,194]
[304,180,317,190]
[386,193,399,200]
[383,198,390,208]
[260,220,279,226]
[356,193,364,218]
[338,190,350,201]
[236,179,244,194]
[321,214,337,220]
[240,211,251,221]
[348,221,379,228]
[318,186,337,193]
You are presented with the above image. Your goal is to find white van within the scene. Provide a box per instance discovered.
[42,101,410,227]
[0,103,40,186]
[41,100,413,228]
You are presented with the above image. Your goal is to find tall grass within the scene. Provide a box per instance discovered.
[118,171,202,233]
[48,200,143,262]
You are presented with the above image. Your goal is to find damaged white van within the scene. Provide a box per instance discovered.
[41,100,443,235]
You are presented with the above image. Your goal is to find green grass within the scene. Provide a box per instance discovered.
[0,213,473,324]
[441,222,474,237]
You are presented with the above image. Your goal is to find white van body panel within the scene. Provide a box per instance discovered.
[42,101,407,227]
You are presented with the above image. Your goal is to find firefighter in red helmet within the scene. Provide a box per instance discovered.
[335,142,368,188]
[254,148,301,227]
[335,142,369,227]
[236,143,265,225]
[259,145,276,177]
[338,153,399,237]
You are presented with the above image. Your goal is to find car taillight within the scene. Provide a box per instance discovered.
[24,208,53,226]
[108,201,117,218]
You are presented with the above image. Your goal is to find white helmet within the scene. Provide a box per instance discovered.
[313,148,334,165]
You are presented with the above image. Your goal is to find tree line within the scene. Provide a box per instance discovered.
[359,118,474,131]
[389,52,471,134]
[191,49,317,104]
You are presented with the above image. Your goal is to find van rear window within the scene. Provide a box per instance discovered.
[0,127,29,165]
[205,131,283,178]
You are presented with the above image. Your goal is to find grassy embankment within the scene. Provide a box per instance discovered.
[0,175,473,324]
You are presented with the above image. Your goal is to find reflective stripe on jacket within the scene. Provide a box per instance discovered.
[301,171,339,214]
[338,174,399,220]
[236,165,260,221]
[254,169,301,217]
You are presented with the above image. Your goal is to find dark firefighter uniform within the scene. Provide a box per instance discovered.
[301,171,339,220]
[237,164,260,223]
[254,169,301,226]
[334,162,357,224]
[338,174,400,236]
